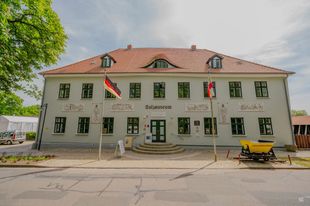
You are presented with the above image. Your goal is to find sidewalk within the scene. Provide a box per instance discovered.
[1,143,309,169]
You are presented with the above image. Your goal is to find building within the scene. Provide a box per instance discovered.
[292,116,310,148]
[0,115,38,133]
[35,45,294,148]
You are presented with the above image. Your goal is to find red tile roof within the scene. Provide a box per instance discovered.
[41,47,294,75]
[292,116,310,125]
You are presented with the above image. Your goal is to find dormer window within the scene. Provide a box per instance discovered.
[102,56,112,68]
[101,54,116,68]
[154,60,169,68]
[207,55,223,69]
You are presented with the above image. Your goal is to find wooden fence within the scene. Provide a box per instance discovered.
[295,135,310,148]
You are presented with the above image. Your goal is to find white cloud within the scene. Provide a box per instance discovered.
[22,0,310,114]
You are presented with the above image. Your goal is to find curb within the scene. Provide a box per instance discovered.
[1,164,309,170]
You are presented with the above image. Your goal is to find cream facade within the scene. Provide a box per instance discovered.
[37,72,294,148]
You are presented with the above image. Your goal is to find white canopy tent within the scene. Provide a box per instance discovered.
[0,115,38,132]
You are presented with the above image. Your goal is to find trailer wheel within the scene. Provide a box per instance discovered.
[19,141,24,144]
[7,140,13,145]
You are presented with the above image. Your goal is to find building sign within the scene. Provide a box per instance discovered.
[185,103,210,112]
[112,103,134,111]
[194,120,200,126]
[63,103,84,112]
[239,102,264,112]
[145,105,172,110]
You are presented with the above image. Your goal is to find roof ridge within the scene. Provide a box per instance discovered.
[203,48,294,74]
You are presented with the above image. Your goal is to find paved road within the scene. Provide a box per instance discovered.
[0,167,309,206]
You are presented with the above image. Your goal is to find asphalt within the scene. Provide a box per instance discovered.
[0,141,309,169]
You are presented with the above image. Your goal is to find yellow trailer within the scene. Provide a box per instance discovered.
[240,140,276,161]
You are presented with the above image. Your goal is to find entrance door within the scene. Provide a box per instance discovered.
[150,120,166,142]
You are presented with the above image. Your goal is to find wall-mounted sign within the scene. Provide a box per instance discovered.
[63,103,84,112]
[239,102,264,112]
[112,103,134,111]
[185,103,210,112]
[145,105,172,110]
[194,120,200,126]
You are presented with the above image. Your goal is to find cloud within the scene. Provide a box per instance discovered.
[22,0,310,114]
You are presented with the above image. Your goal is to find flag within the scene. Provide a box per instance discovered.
[208,82,213,98]
[104,76,121,99]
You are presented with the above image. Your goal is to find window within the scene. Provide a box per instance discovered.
[204,118,217,135]
[105,83,117,98]
[293,125,299,135]
[255,81,268,97]
[77,117,90,134]
[307,125,310,135]
[258,118,273,135]
[211,56,222,68]
[154,60,169,68]
[231,118,245,135]
[54,117,66,133]
[81,83,93,99]
[299,125,306,135]
[58,83,70,99]
[203,81,216,98]
[154,82,165,98]
[178,82,190,98]
[129,83,141,98]
[102,117,114,134]
[229,82,242,97]
[102,56,112,68]
[178,118,190,134]
[127,117,139,134]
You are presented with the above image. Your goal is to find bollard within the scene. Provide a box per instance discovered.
[226,149,230,159]
[288,155,292,165]
[238,153,241,165]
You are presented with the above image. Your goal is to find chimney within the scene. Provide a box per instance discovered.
[191,45,197,51]
[127,44,132,50]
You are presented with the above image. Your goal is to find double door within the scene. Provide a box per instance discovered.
[150,120,166,142]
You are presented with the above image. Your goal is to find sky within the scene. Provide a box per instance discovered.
[23,0,310,113]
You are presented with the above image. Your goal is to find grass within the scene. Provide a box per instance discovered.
[279,157,310,168]
[0,155,54,163]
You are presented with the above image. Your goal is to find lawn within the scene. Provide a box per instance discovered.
[280,157,310,168]
[0,155,54,163]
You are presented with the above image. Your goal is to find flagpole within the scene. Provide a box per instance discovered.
[98,69,106,160]
[208,71,217,162]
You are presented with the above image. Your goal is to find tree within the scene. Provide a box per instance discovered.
[291,110,308,116]
[0,92,40,116]
[0,0,67,96]
[20,104,40,116]
[0,91,23,115]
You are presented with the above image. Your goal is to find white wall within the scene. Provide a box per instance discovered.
[41,74,293,147]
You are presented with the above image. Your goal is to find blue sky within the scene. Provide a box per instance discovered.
[24,0,310,113]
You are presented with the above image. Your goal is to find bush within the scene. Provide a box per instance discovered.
[26,132,36,140]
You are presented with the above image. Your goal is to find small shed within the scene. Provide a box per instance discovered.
[292,116,310,148]
[292,116,310,135]
[0,115,38,133]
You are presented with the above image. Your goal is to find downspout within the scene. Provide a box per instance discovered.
[33,77,47,149]
[283,75,295,145]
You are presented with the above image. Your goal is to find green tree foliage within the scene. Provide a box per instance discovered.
[291,110,308,116]
[0,92,40,116]
[20,104,40,116]
[0,91,23,115]
[0,0,67,96]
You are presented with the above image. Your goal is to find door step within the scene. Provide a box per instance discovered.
[133,143,185,155]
